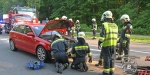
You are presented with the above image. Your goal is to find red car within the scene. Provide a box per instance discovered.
[9,20,74,62]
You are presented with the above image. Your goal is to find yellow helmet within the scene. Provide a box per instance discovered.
[55,17,59,20]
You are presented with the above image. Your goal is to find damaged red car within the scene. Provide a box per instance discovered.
[9,20,75,62]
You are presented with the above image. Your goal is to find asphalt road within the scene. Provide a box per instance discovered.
[0,31,150,75]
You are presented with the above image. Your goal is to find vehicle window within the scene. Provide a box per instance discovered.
[24,26,32,34]
[33,26,44,36]
[13,25,25,33]
[14,15,32,21]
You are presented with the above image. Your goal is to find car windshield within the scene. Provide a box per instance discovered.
[33,26,44,36]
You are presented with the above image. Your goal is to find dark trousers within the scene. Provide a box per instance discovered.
[101,46,116,73]
[53,52,69,69]
[71,57,86,69]
[118,38,130,56]
[76,29,81,37]
[92,30,96,37]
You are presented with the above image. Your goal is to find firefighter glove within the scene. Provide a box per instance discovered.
[88,56,92,63]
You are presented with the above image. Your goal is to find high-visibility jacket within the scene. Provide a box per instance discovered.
[99,22,118,47]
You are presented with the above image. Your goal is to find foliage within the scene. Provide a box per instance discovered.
[0,0,150,35]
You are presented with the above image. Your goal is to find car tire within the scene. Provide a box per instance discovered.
[36,46,48,62]
[9,39,18,51]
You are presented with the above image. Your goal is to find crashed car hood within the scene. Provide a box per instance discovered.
[39,19,74,36]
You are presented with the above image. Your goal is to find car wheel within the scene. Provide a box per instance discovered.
[9,39,18,51]
[36,46,48,62]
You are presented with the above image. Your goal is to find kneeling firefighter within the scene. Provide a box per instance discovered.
[51,33,69,74]
[71,32,92,72]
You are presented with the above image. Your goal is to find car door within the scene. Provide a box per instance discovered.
[12,25,25,49]
[21,25,37,54]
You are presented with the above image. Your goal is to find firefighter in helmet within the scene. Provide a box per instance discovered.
[75,20,81,37]
[51,33,69,74]
[117,14,132,61]
[92,18,97,39]
[99,10,118,75]
[71,32,92,72]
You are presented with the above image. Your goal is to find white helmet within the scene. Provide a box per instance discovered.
[120,14,130,22]
[69,18,73,22]
[55,33,62,38]
[92,18,96,21]
[76,20,79,23]
[101,10,113,21]
[78,32,85,38]
[61,16,67,20]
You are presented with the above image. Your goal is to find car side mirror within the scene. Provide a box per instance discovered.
[27,32,34,36]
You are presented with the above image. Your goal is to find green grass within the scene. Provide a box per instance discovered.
[130,35,150,44]
[75,33,150,44]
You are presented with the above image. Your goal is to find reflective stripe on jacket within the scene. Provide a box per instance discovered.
[101,22,118,47]
[51,39,68,53]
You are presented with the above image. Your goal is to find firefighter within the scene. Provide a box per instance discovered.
[71,32,92,72]
[51,33,69,74]
[67,18,72,36]
[92,18,97,39]
[117,14,132,61]
[99,10,118,75]
[69,18,75,38]
[75,20,81,37]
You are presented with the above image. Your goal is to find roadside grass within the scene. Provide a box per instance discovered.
[130,35,150,44]
[77,33,150,44]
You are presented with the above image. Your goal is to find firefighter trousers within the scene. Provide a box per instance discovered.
[118,38,130,57]
[53,52,69,69]
[101,46,116,75]
[71,57,87,69]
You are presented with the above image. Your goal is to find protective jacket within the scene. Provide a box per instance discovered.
[121,22,132,39]
[99,19,118,47]
[51,39,68,53]
[71,38,92,57]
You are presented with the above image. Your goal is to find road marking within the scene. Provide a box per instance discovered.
[90,45,150,54]
[0,39,9,40]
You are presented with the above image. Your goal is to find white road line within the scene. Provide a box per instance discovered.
[0,39,9,40]
[90,45,150,54]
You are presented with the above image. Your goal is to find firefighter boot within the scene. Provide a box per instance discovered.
[58,63,65,74]
[55,62,59,73]
[95,60,102,66]
[78,63,84,72]
[116,56,122,60]
[83,63,88,72]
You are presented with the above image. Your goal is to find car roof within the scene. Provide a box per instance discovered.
[17,23,45,27]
